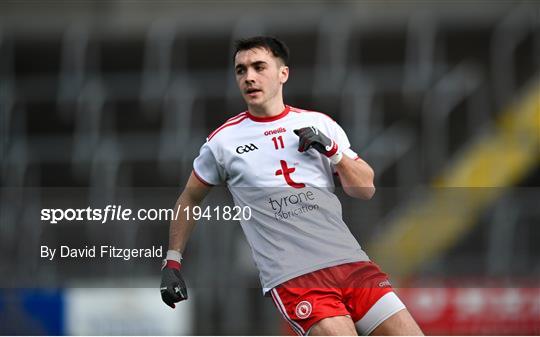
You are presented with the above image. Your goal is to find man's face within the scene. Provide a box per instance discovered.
[234,47,289,108]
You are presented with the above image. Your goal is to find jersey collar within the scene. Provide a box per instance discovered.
[246,105,290,123]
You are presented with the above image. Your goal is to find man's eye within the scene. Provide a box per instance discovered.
[256,66,265,71]
[236,69,245,75]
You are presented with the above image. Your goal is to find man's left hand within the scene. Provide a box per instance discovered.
[294,127,339,157]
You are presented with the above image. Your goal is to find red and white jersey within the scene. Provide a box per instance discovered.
[193,105,369,292]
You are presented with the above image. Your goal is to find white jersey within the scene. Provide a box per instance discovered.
[193,105,370,292]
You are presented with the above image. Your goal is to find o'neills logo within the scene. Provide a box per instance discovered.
[264,127,286,136]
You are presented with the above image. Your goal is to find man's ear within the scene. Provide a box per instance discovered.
[279,66,289,84]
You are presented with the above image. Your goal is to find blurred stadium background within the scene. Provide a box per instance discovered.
[1,0,539,335]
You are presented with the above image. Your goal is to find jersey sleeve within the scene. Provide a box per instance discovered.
[193,141,226,186]
[329,120,359,160]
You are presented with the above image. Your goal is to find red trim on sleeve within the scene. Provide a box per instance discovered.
[354,156,360,161]
[246,105,290,122]
[192,170,215,186]
[226,112,247,122]
[289,106,336,122]
[207,114,248,141]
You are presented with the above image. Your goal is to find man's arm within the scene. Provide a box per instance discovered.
[168,171,213,253]
[335,156,375,200]
[161,171,212,308]
[294,126,375,200]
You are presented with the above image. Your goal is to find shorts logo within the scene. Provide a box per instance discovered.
[295,300,312,319]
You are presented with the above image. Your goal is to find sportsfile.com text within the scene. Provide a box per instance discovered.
[40,205,252,224]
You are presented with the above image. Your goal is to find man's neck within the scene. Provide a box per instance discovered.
[248,100,286,118]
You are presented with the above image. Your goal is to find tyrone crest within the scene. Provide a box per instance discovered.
[295,300,312,319]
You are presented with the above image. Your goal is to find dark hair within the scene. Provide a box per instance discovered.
[233,36,289,65]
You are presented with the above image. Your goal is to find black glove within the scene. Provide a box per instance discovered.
[294,127,338,157]
[160,260,188,308]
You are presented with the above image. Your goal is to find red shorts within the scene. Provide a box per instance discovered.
[270,261,405,335]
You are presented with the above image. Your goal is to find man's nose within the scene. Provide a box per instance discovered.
[244,68,256,83]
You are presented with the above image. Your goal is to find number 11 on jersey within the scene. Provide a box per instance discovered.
[272,136,285,150]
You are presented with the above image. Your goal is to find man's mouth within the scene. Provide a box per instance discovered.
[245,88,262,95]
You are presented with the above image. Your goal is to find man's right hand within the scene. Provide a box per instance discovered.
[160,259,188,308]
